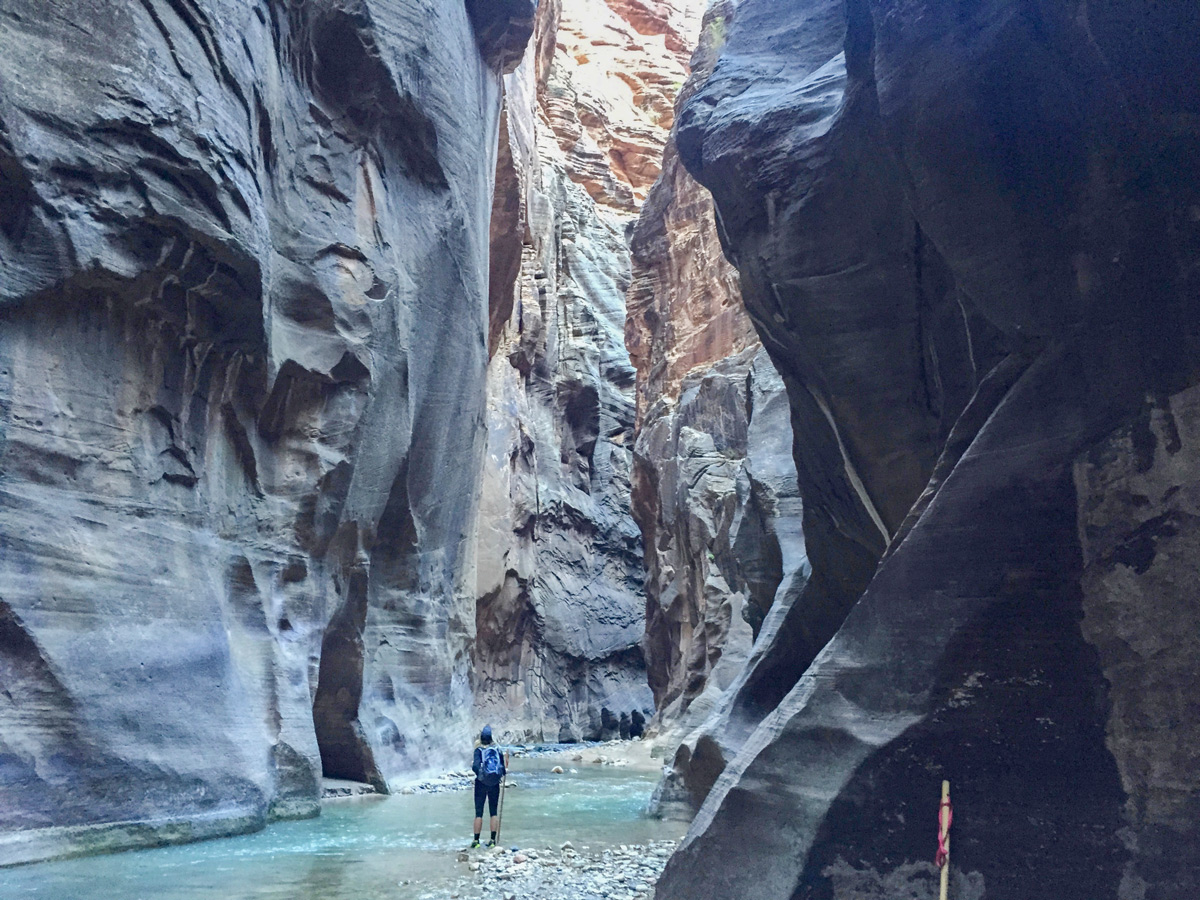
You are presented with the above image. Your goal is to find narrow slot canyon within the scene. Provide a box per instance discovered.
[1,1,1198,899]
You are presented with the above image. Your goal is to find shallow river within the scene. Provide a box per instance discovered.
[3,752,685,900]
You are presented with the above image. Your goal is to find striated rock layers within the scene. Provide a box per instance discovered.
[0,0,531,865]
[546,0,705,214]
[472,0,703,740]
[633,346,807,816]
[657,1,1200,899]
[625,0,808,815]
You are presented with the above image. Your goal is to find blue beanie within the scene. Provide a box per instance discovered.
[481,725,493,743]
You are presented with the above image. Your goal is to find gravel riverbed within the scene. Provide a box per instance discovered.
[435,839,677,900]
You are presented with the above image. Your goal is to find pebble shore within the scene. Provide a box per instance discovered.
[450,839,677,900]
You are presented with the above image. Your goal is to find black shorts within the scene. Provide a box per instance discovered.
[474,779,500,817]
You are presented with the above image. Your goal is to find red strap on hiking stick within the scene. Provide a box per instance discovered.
[936,797,953,867]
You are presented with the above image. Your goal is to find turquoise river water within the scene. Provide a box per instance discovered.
[2,753,685,900]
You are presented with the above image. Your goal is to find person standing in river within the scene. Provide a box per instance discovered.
[471,725,508,848]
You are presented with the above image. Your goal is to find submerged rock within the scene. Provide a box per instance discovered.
[321,779,383,801]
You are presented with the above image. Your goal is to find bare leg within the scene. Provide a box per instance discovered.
[473,816,483,836]
[490,815,499,834]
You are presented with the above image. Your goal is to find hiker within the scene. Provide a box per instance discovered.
[471,725,508,848]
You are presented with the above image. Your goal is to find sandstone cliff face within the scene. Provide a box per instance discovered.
[634,346,808,823]
[547,0,703,213]
[0,0,529,865]
[657,1,1200,899]
[472,0,704,740]
[624,1,809,808]
[625,1,751,424]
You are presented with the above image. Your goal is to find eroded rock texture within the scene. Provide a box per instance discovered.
[634,346,809,819]
[625,1,809,815]
[625,0,751,425]
[1076,389,1200,898]
[0,0,524,865]
[472,0,703,740]
[545,0,704,213]
[634,348,800,720]
[657,1,1200,899]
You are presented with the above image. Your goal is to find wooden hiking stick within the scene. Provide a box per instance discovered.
[937,780,952,900]
[495,753,510,843]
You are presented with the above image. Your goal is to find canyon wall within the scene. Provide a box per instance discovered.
[472,0,709,740]
[625,0,809,812]
[0,0,531,865]
[656,1,1200,899]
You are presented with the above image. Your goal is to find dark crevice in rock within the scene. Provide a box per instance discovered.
[474,570,538,708]
[312,567,384,791]
[257,359,353,444]
[222,402,263,498]
[487,100,523,359]
[253,90,276,175]
[370,460,420,597]
[135,0,196,83]
[560,379,600,492]
[465,0,536,74]
[0,125,36,245]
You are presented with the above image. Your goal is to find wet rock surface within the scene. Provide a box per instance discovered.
[0,0,531,865]
[320,778,383,800]
[658,0,1200,898]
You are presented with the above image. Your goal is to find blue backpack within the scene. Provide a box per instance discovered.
[480,746,504,786]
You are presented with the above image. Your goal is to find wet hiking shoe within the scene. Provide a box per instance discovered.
[470,840,481,849]
[486,840,496,848]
